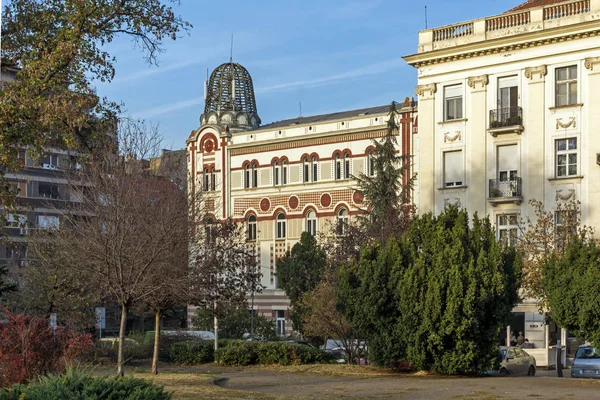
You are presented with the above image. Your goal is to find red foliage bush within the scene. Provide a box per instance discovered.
[0,309,93,387]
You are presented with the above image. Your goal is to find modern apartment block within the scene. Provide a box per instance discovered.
[0,64,84,270]
[186,62,418,334]
[404,0,600,365]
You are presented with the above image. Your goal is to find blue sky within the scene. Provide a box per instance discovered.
[96,0,526,149]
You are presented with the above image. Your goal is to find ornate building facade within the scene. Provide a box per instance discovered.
[186,62,418,334]
[405,0,600,366]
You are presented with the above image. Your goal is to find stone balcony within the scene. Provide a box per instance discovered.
[417,0,600,53]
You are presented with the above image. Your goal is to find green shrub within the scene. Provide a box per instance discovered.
[95,337,152,363]
[169,341,214,364]
[0,369,171,400]
[215,341,322,366]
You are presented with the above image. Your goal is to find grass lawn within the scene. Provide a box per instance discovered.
[91,362,395,400]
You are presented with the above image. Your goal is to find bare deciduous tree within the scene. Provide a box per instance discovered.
[57,118,189,376]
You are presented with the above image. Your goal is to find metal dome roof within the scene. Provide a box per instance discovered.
[204,62,258,115]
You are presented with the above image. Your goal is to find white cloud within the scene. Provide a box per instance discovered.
[132,58,402,119]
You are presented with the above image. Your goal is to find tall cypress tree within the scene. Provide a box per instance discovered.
[356,101,415,242]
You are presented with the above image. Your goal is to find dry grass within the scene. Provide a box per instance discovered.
[249,363,398,377]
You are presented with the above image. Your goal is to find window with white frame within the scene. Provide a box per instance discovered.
[204,217,215,243]
[334,154,342,180]
[555,138,578,177]
[303,157,309,182]
[443,150,464,187]
[306,210,317,236]
[244,165,250,188]
[367,150,375,177]
[444,85,463,121]
[252,162,258,187]
[555,66,577,107]
[276,213,286,239]
[336,208,349,236]
[344,153,350,179]
[311,156,318,182]
[276,310,285,336]
[282,159,288,185]
[246,215,257,241]
[497,214,518,245]
[273,160,280,186]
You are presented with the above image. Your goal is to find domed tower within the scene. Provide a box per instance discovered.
[200,62,261,132]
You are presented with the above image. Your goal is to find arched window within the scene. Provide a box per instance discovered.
[282,159,288,185]
[303,157,309,183]
[252,162,258,187]
[210,167,216,191]
[244,165,250,188]
[344,153,350,179]
[336,208,349,236]
[203,168,209,191]
[246,215,257,241]
[367,150,375,177]
[273,160,280,186]
[276,213,286,239]
[334,154,342,180]
[311,156,318,182]
[306,210,317,236]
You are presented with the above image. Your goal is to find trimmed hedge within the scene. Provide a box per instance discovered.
[215,341,323,366]
[169,341,214,365]
[0,369,171,400]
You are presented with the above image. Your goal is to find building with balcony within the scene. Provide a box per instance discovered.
[186,61,418,334]
[404,0,600,366]
[0,64,86,271]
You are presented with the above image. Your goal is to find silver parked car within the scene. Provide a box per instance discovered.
[571,345,600,379]
[488,346,536,376]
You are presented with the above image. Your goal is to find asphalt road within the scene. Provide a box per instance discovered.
[219,369,600,399]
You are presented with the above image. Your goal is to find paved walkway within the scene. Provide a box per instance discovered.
[218,369,600,399]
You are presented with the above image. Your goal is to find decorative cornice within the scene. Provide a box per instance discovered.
[585,57,600,72]
[467,75,488,90]
[405,29,600,68]
[525,65,547,81]
[415,83,437,100]
[229,128,388,156]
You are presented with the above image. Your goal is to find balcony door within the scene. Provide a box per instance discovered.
[498,76,519,122]
[497,144,519,196]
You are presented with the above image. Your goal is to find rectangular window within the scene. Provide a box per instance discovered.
[312,159,318,182]
[555,138,578,177]
[444,85,463,121]
[497,214,518,245]
[276,310,285,336]
[443,150,463,187]
[38,182,60,199]
[303,162,309,183]
[555,66,577,106]
[37,215,59,230]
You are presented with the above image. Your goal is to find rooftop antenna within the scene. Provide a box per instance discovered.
[299,101,302,118]
[203,68,208,101]
[230,34,234,63]
[425,6,428,29]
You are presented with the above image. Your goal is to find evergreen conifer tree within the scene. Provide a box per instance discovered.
[356,101,415,243]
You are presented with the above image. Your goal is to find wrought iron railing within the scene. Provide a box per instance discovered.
[489,106,523,129]
[489,177,522,198]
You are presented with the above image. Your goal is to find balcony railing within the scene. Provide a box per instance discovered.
[489,177,523,205]
[490,106,523,129]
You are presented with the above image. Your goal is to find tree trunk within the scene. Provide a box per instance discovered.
[152,309,161,375]
[214,306,219,352]
[117,303,128,377]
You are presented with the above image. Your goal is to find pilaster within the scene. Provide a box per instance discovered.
[415,84,437,213]
[467,74,488,216]
[524,65,547,217]
[585,57,600,229]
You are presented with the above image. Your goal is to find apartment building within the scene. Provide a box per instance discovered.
[186,61,418,334]
[0,64,84,270]
[404,0,600,365]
